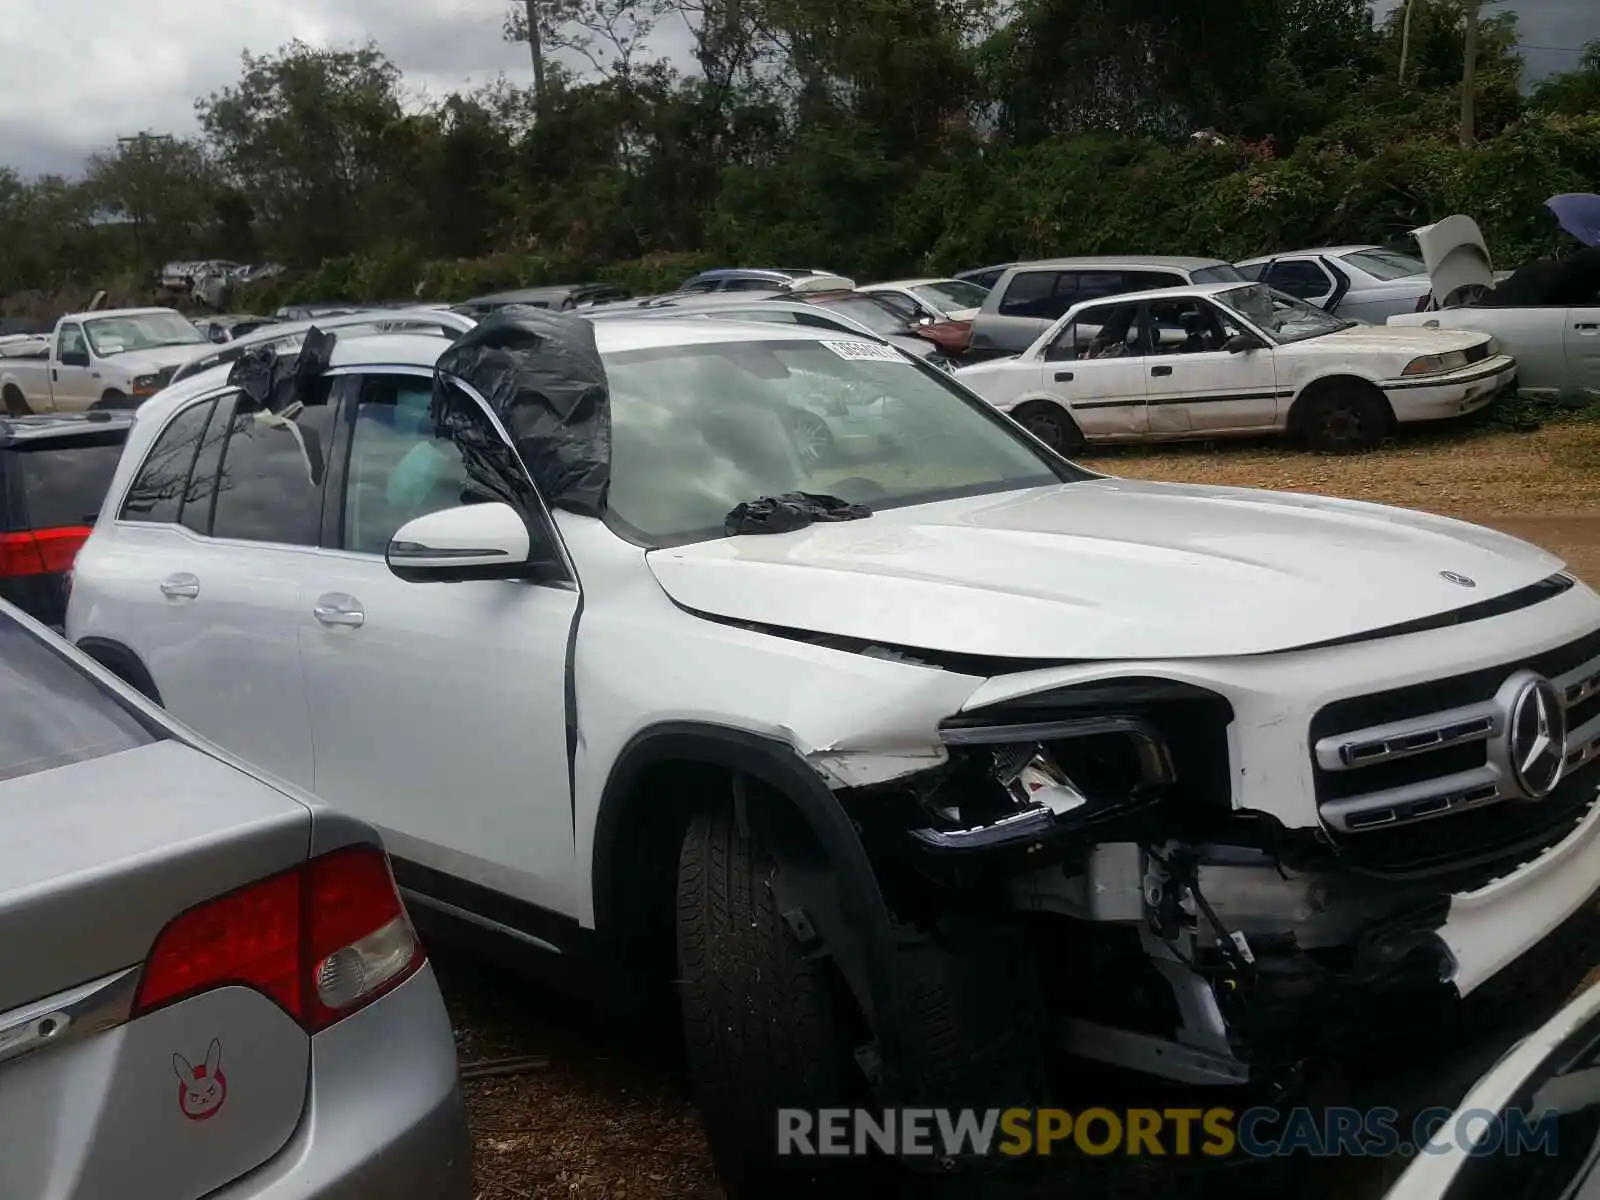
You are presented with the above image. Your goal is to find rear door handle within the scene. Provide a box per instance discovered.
[1151,365,1173,377]
[159,573,199,599]
[1054,371,1074,382]
[313,592,365,628]
[1576,323,1599,332]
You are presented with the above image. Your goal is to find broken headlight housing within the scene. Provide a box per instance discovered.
[908,678,1235,853]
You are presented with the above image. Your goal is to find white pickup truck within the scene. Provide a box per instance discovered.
[0,308,211,415]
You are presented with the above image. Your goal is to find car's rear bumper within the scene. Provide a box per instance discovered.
[1383,355,1518,422]
[211,963,473,1200]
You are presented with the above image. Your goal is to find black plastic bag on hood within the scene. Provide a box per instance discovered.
[431,307,610,517]
[224,326,336,487]
[725,492,871,535]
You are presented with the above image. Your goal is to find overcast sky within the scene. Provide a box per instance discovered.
[0,0,1591,179]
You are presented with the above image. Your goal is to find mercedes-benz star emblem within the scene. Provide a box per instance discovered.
[1440,571,1477,588]
[1506,674,1567,799]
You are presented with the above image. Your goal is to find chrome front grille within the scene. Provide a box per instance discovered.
[1308,628,1600,873]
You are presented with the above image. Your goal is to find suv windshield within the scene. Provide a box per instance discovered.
[602,338,1077,545]
[0,614,155,782]
[84,313,207,357]
[1215,283,1349,344]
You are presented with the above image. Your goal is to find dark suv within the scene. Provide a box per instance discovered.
[0,414,131,627]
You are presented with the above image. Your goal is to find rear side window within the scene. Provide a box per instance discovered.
[1117,271,1187,293]
[13,433,127,529]
[1262,260,1332,299]
[999,271,1066,318]
[1190,264,1247,285]
[121,401,217,525]
[209,381,335,546]
[0,613,154,782]
[181,395,235,535]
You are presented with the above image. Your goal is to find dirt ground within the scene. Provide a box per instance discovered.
[446,417,1600,1200]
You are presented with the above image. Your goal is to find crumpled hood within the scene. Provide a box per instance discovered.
[1414,215,1495,305]
[646,479,1564,660]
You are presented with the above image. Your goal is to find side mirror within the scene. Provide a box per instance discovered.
[1224,333,1265,354]
[58,349,91,368]
[386,501,553,584]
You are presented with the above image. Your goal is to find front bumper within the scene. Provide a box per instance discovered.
[1382,354,1518,422]
[212,963,473,1200]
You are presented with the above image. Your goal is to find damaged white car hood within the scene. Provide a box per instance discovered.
[646,479,1564,660]
[1413,214,1496,305]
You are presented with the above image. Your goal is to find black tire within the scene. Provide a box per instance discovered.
[676,800,866,1198]
[2,385,31,416]
[1293,384,1391,453]
[92,389,132,411]
[1012,400,1086,455]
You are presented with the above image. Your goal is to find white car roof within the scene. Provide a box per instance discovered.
[137,320,879,424]
[1237,247,1381,265]
[74,307,183,321]
[862,278,947,290]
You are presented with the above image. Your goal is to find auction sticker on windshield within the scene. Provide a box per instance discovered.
[820,341,908,363]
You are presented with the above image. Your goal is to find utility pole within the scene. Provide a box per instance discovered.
[115,132,174,283]
[524,0,546,118]
[1460,0,1480,147]
[1398,0,1417,84]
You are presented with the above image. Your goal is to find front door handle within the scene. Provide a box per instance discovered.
[159,572,200,599]
[1151,365,1173,377]
[313,593,365,628]
[1576,323,1599,332]
[1054,371,1074,382]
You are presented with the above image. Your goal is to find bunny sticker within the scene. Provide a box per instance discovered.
[173,1039,228,1121]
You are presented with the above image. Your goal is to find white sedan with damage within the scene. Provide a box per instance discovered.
[955,281,1517,453]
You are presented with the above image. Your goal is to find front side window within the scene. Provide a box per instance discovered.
[0,612,155,783]
[1215,284,1348,345]
[120,400,219,525]
[340,375,486,556]
[1263,259,1334,299]
[1145,299,1239,355]
[208,381,335,545]
[83,313,207,357]
[602,338,1077,546]
[57,324,87,360]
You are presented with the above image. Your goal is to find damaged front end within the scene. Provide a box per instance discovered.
[828,675,1500,1091]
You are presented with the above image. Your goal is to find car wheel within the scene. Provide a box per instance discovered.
[676,800,868,1198]
[92,390,132,411]
[787,410,837,465]
[2,385,31,416]
[1011,401,1085,455]
[1295,385,1391,453]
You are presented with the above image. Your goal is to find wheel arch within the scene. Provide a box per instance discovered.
[74,637,162,703]
[1286,372,1396,436]
[591,721,907,1085]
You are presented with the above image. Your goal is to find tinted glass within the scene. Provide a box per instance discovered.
[998,272,1062,318]
[341,376,481,555]
[181,395,235,535]
[1263,260,1332,298]
[209,382,335,545]
[0,613,154,782]
[120,401,217,525]
[603,339,1072,545]
[1071,272,1138,301]
[14,434,128,528]
[1190,264,1248,285]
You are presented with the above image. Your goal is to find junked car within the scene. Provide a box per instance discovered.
[956,281,1516,452]
[0,602,471,1200]
[967,256,1249,360]
[0,308,210,414]
[1387,212,1600,398]
[1236,245,1436,322]
[66,312,1600,1194]
[675,267,856,294]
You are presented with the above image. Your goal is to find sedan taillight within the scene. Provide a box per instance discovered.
[133,844,423,1033]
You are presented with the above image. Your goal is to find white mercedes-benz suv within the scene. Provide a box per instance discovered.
[66,312,1600,1194]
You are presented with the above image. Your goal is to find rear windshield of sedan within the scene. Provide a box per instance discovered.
[1340,249,1427,281]
[0,613,155,782]
[1191,264,1248,285]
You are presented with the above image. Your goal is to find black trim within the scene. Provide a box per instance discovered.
[390,855,586,953]
[564,591,583,827]
[1320,256,1353,312]
[74,637,163,703]
[1071,399,1141,411]
[1146,390,1285,406]
[1382,361,1512,390]
[592,721,909,1096]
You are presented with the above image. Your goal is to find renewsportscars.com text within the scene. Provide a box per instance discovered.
[777,1106,1559,1159]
